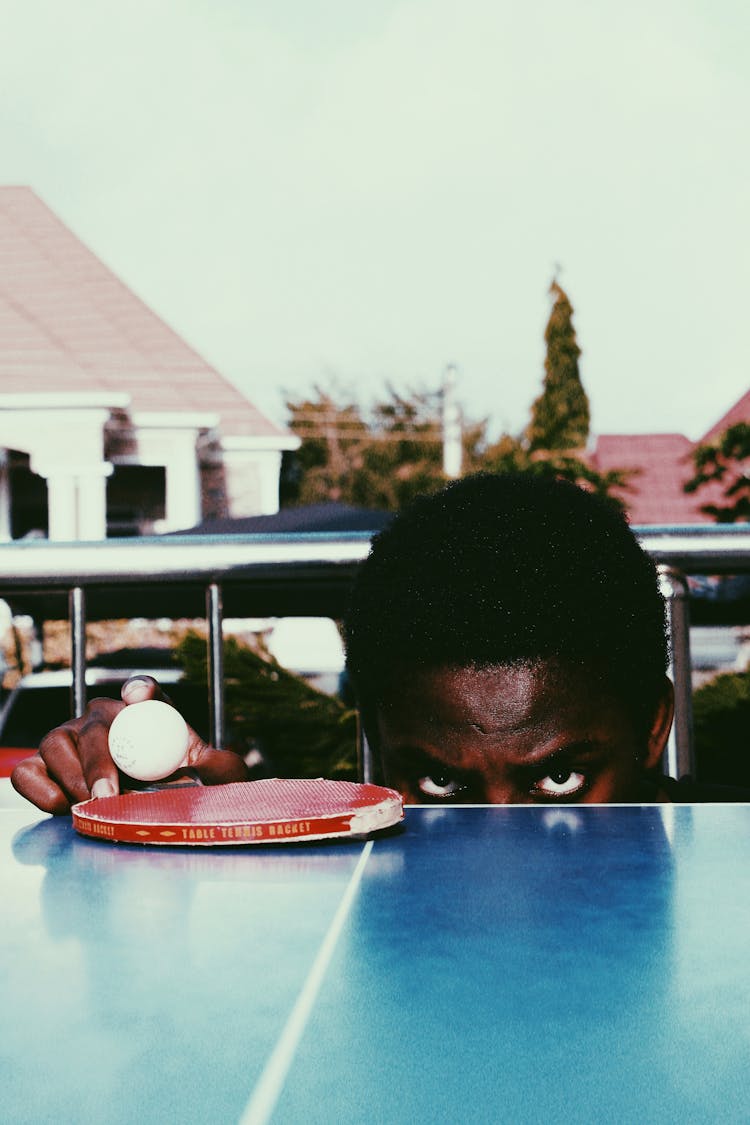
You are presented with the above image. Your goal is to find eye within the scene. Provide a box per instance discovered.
[533,769,587,800]
[418,774,466,800]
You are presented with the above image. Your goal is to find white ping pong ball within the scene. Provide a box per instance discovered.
[108,699,190,782]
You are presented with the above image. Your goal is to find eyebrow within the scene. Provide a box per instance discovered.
[388,740,607,773]
[385,745,471,776]
[509,740,607,769]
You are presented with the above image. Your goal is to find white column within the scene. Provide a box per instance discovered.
[253,450,283,514]
[77,466,111,539]
[0,401,115,540]
[165,437,202,530]
[39,464,113,540]
[442,363,462,479]
[135,426,202,531]
[45,474,78,541]
[220,435,300,517]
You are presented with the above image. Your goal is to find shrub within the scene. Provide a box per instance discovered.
[692,670,750,786]
[175,632,358,780]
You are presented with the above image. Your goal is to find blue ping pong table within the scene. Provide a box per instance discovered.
[1,780,749,1124]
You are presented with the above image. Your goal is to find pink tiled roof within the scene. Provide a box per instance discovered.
[589,433,724,525]
[701,391,750,444]
[0,186,287,440]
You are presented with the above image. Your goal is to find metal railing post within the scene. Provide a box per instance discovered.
[206,582,225,750]
[658,565,694,779]
[357,714,374,784]
[69,586,87,718]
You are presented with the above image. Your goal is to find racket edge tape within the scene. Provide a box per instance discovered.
[72,778,404,846]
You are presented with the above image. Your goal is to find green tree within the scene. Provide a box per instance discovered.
[282,280,631,511]
[526,279,590,453]
[692,668,750,785]
[475,279,632,507]
[684,422,750,522]
[476,434,632,508]
[281,384,369,505]
[284,380,489,511]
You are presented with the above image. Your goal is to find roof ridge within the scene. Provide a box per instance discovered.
[0,187,288,438]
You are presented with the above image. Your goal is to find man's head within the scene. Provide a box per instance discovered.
[344,472,674,804]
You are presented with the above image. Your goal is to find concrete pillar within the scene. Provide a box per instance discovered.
[164,435,202,530]
[39,463,113,540]
[220,436,300,517]
[45,474,77,541]
[134,422,203,531]
[0,398,118,540]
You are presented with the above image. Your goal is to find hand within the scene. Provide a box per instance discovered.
[10,675,249,814]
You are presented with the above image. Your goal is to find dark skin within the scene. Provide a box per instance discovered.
[10,675,249,815]
[373,661,675,805]
[12,660,675,813]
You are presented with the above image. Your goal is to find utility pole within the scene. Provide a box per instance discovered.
[441,363,462,478]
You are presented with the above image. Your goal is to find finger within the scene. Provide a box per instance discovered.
[11,755,76,816]
[36,724,94,807]
[75,697,125,796]
[186,740,250,785]
[11,697,124,813]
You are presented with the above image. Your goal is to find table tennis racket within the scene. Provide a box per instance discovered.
[72,778,404,846]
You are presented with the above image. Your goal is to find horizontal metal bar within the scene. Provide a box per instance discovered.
[1,527,750,591]
[635,526,750,573]
[0,533,373,589]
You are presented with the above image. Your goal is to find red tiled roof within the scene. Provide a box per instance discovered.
[701,391,750,444]
[590,433,725,525]
[0,186,287,440]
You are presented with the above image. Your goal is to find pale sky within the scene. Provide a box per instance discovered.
[1,0,748,441]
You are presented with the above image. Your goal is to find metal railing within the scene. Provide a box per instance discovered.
[0,531,372,762]
[2,524,750,781]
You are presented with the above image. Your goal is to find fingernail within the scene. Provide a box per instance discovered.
[91,779,117,799]
[122,677,152,703]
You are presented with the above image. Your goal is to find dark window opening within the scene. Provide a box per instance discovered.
[8,451,48,539]
[107,465,166,537]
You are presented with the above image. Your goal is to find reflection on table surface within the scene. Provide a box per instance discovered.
[1,786,749,1124]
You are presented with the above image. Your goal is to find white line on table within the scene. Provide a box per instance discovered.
[237,839,374,1125]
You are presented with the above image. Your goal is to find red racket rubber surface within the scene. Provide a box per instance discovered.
[72,778,404,846]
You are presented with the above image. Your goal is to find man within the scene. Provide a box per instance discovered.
[344,472,675,804]
[13,473,684,812]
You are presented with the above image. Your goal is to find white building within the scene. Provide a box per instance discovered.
[0,187,298,541]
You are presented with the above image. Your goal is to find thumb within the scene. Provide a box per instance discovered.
[121,675,162,704]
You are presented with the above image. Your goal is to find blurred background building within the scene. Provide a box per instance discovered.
[0,187,298,541]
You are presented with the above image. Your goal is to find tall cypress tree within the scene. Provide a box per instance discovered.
[526,279,590,453]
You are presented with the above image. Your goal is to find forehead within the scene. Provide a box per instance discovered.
[375,661,629,752]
